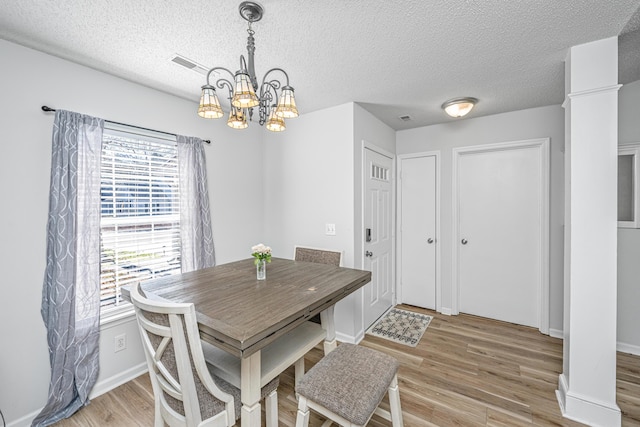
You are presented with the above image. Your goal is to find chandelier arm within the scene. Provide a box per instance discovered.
[257,82,276,126]
[259,81,278,101]
[205,66,235,86]
[216,79,234,98]
[260,68,291,87]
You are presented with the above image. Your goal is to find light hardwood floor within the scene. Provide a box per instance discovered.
[54,305,640,426]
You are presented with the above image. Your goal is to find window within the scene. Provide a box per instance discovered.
[618,143,640,228]
[100,125,182,318]
[371,163,389,181]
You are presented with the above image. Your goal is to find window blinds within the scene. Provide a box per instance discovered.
[99,126,181,311]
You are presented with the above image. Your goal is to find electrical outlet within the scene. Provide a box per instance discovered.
[325,223,336,235]
[114,333,126,353]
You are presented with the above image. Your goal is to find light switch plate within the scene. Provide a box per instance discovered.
[325,223,336,235]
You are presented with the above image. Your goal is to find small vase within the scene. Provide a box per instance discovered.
[256,259,266,280]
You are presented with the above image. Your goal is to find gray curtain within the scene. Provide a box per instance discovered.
[177,135,215,272]
[34,110,103,426]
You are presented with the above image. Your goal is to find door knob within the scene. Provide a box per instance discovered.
[461,239,468,245]
[365,251,373,257]
[427,238,434,244]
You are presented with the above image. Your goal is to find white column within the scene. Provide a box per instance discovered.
[557,37,621,426]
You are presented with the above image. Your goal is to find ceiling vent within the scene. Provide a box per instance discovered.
[398,115,412,122]
[170,54,213,76]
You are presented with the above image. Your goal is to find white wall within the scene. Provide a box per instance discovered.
[262,102,395,341]
[263,102,359,337]
[618,79,640,352]
[0,39,263,426]
[263,102,354,262]
[396,105,566,332]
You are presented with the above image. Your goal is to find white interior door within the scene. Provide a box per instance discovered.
[363,147,394,328]
[456,141,548,329]
[400,155,437,309]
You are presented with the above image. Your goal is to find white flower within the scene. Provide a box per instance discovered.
[251,243,272,256]
[252,243,270,253]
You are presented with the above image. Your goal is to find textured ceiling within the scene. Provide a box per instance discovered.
[1,0,639,130]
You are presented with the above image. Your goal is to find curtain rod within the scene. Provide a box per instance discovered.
[41,106,211,144]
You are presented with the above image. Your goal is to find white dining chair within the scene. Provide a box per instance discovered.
[292,246,343,384]
[294,246,343,267]
[130,283,279,427]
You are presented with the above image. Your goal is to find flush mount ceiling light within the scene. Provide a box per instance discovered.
[441,97,478,118]
[198,1,298,131]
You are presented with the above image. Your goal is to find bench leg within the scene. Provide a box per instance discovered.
[295,396,311,427]
[388,374,404,427]
[265,389,278,427]
[295,357,305,389]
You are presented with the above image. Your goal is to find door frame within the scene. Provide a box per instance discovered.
[452,138,550,334]
[396,151,442,313]
[361,140,396,328]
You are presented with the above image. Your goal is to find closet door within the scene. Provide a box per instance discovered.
[400,155,437,309]
[455,140,549,329]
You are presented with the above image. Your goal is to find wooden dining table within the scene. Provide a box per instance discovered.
[132,257,371,427]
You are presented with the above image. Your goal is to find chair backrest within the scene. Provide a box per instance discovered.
[130,283,235,427]
[294,246,342,266]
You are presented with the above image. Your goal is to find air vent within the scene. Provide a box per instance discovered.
[170,54,213,76]
[172,56,197,69]
[398,115,412,122]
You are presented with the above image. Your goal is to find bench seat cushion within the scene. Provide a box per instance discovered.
[296,343,399,425]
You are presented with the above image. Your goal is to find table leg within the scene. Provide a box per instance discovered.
[240,350,262,427]
[320,305,337,354]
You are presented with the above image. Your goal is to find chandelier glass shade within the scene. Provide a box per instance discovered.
[198,85,224,119]
[265,105,286,132]
[227,106,248,129]
[198,2,299,131]
[275,86,298,118]
[232,70,259,108]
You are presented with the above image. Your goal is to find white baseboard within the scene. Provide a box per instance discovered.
[549,328,563,339]
[544,329,640,356]
[439,307,452,316]
[7,408,40,427]
[556,372,621,427]
[556,373,568,413]
[336,329,364,345]
[8,363,148,427]
[617,341,640,356]
[90,362,148,399]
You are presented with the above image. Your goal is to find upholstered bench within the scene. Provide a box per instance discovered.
[295,343,403,427]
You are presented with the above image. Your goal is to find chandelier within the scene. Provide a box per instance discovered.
[197,1,298,132]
